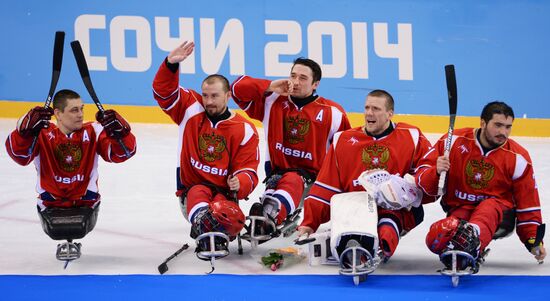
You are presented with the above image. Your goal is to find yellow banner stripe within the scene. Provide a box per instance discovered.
[2,100,549,137]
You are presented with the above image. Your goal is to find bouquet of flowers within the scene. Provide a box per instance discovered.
[261,247,305,271]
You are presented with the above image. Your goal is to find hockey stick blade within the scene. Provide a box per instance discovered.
[535,223,546,246]
[29,31,65,156]
[71,40,132,157]
[534,223,545,264]
[437,64,458,196]
[444,65,457,116]
[158,243,190,274]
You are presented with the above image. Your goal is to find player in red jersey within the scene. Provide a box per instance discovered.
[231,58,351,242]
[5,89,136,261]
[297,89,432,262]
[152,41,260,259]
[419,101,546,270]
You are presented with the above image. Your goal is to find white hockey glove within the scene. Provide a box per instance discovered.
[357,169,391,192]
[377,174,422,211]
[357,169,422,211]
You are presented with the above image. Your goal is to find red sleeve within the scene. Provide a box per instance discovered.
[96,126,137,163]
[152,58,203,124]
[5,128,39,166]
[230,75,272,121]
[415,135,446,200]
[300,142,342,231]
[513,151,543,243]
[411,130,437,203]
[232,122,260,200]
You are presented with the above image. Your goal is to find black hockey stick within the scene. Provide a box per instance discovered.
[534,223,545,264]
[28,31,65,156]
[158,243,190,274]
[70,40,132,157]
[437,65,458,196]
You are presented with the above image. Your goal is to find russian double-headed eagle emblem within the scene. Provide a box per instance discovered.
[199,132,226,162]
[361,144,390,169]
[284,115,310,144]
[465,159,494,189]
[54,143,82,172]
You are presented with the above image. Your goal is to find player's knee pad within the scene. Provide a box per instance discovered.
[493,208,516,240]
[37,205,99,240]
[243,202,277,243]
[261,195,283,221]
[426,216,480,259]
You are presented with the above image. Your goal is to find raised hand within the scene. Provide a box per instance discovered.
[167,41,195,64]
[96,109,131,138]
[17,106,54,137]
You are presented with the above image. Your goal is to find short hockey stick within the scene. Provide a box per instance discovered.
[70,40,132,157]
[158,243,190,274]
[534,223,545,264]
[437,65,458,196]
[28,31,65,156]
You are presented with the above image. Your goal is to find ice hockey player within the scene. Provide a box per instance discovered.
[297,89,433,272]
[152,41,260,260]
[231,57,351,243]
[418,101,546,272]
[5,89,136,262]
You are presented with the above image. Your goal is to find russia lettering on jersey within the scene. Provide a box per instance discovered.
[275,142,313,160]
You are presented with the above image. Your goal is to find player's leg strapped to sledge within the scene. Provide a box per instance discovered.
[244,169,315,244]
[426,216,481,272]
[428,198,510,272]
[357,169,424,260]
[180,184,245,261]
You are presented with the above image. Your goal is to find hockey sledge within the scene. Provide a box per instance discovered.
[56,240,81,269]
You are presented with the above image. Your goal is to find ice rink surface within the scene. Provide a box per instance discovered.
[1,119,549,277]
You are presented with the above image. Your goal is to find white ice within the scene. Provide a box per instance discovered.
[0,119,548,276]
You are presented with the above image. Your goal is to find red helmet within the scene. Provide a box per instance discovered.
[210,200,245,237]
[425,216,461,254]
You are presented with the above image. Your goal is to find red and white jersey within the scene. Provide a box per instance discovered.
[153,61,260,200]
[415,128,543,242]
[5,122,136,204]
[301,123,432,231]
[231,75,351,176]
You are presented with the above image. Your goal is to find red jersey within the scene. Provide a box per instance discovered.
[5,122,136,206]
[231,76,351,176]
[301,123,432,231]
[415,128,543,242]
[153,61,260,200]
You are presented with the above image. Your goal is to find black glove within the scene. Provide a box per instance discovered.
[17,106,54,137]
[95,109,131,138]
